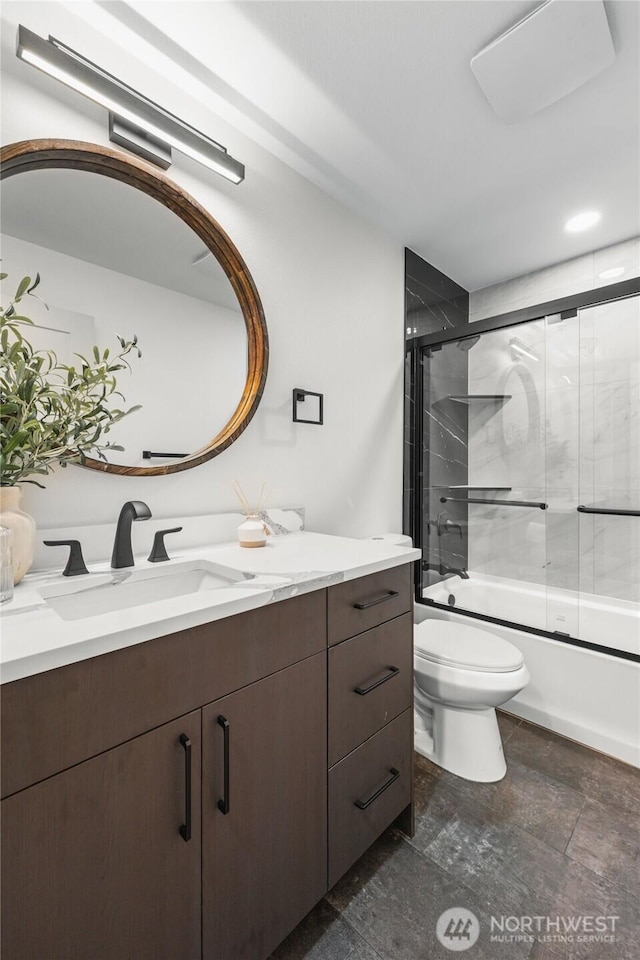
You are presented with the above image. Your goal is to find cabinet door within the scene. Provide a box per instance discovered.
[203,652,327,960]
[1,712,201,960]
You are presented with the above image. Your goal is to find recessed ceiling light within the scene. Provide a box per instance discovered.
[564,211,601,233]
[598,267,625,280]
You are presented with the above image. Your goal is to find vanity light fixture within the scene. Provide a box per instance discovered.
[15,25,245,183]
[564,210,600,233]
[509,337,539,362]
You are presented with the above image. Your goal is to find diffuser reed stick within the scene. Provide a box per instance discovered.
[232,480,273,516]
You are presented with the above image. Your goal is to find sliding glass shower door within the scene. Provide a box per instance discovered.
[577,296,640,655]
[417,293,639,657]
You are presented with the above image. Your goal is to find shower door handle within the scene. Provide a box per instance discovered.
[577,505,640,517]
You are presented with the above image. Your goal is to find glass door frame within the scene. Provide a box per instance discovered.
[405,276,640,664]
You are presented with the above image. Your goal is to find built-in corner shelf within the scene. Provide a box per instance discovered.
[430,485,512,491]
[447,394,511,403]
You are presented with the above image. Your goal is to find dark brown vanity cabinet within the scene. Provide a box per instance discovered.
[326,566,414,888]
[1,565,414,960]
[1,711,203,960]
[202,653,327,960]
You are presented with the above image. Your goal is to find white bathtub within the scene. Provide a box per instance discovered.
[419,574,640,767]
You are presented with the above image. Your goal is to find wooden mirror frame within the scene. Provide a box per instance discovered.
[0,139,268,476]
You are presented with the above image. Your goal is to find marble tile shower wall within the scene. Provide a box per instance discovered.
[469,237,640,323]
[467,295,640,606]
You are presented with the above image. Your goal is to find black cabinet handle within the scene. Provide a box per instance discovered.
[179,734,192,842]
[217,716,230,815]
[354,665,400,696]
[354,768,400,810]
[353,590,399,610]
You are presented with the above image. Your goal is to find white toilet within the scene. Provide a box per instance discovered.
[413,619,529,782]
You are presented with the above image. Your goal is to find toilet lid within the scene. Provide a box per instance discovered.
[415,620,525,673]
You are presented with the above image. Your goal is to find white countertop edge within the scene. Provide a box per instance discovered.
[1,533,420,684]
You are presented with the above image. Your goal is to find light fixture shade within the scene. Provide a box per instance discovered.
[15,25,245,183]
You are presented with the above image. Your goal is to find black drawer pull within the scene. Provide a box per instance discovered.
[354,665,400,695]
[179,734,192,842]
[217,716,230,815]
[353,590,399,610]
[354,768,400,809]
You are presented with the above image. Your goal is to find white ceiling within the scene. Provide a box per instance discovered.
[6,1,640,292]
[232,0,640,290]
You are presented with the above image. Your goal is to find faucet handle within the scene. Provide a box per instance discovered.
[148,527,183,563]
[43,540,89,577]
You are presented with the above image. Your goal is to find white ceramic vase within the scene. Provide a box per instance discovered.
[0,486,36,584]
[237,515,267,548]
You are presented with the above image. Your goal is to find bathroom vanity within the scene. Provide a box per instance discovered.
[0,535,417,960]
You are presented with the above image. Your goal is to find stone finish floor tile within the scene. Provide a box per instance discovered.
[327,829,531,960]
[273,718,639,960]
[497,709,522,743]
[566,797,640,896]
[269,899,383,960]
[504,721,640,818]
[414,751,585,854]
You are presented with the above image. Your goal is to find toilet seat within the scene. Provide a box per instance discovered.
[414,620,524,673]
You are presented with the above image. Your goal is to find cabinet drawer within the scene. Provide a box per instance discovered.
[328,614,412,766]
[327,565,412,646]
[328,708,412,888]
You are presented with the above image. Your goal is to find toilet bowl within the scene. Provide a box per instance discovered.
[413,619,529,782]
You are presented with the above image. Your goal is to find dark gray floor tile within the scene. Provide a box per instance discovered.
[425,808,640,958]
[413,745,585,853]
[269,899,382,960]
[504,721,640,818]
[327,829,531,960]
[527,864,640,960]
[497,710,522,744]
[566,797,640,895]
[423,801,557,916]
[461,758,586,852]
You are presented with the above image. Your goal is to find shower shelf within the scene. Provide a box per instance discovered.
[447,394,511,403]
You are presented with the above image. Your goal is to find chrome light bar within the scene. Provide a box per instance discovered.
[15,25,245,183]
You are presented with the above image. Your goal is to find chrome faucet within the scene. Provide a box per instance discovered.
[111,501,152,569]
[439,562,469,580]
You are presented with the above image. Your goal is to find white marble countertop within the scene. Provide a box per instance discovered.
[0,532,419,684]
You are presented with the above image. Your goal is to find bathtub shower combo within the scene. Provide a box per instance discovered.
[407,288,640,768]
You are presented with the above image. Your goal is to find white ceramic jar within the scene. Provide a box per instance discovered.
[237,515,267,548]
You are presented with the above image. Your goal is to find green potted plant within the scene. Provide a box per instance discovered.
[0,274,141,583]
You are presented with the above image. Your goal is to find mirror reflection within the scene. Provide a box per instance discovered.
[1,168,247,467]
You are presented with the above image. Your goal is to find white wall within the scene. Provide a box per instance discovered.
[0,2,404,538]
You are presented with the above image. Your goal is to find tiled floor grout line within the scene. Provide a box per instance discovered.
[393,828,559,959]
[562,794,588,855]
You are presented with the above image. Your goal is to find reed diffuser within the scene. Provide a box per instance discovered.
[233,481,273,548]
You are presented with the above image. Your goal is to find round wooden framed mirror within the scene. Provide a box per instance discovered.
[0,139,268,476]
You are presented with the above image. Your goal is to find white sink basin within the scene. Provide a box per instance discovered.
[37,560,253,621]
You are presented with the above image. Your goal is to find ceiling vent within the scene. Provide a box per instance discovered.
[470,0,615,123]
